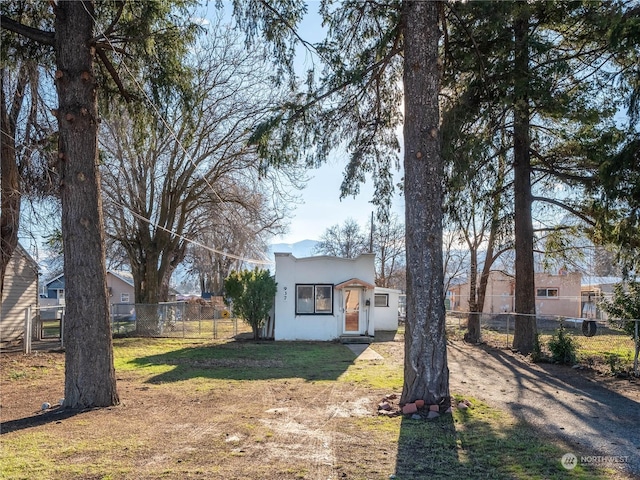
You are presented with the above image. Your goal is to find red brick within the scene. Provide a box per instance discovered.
[402,403,418,415]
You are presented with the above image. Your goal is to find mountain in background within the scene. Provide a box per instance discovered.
[269,239,319,259]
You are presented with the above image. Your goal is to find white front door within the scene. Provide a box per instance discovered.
[344,288,361,333]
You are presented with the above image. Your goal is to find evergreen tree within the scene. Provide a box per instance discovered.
[442,1,630,353]
[1,0,199,409]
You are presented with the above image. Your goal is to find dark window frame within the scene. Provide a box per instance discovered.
[295,284,334,315]
[374,293,389,307]
[536,288,559,298]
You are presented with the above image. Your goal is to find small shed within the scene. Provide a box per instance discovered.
[1,243,39,347]
[373,286,402,331]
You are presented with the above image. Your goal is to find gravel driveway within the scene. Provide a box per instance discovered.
[447,341,640,477]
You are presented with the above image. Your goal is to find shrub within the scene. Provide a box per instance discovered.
[530,333,543,363]
[548,324,577,365]
[600,282,640,376]
[224,268,277,340]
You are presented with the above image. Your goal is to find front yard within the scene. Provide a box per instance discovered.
[1,334,635,479]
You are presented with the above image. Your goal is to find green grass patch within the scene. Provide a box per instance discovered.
[1,431,142,479]
[352,396,608,479]
[117,338,356,383]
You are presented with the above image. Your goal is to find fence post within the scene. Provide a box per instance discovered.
[60,307,65,348]
[23,306,32,354]
[506,314,510,349]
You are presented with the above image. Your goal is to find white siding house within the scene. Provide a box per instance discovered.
[273,253,400,341]
[1,243,39,346]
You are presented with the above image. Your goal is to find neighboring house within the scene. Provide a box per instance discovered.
[41,270,136,306]
[581,276,623,320]
[41,270,182,307]
[41,272,66,306]
[1,243,39,346]
[107,271,136,304]
[272,253,401,341]
[449,270,582,318]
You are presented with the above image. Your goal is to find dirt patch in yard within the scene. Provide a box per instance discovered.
[1,335,639,479]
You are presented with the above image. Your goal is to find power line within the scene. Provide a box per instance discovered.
[109,199,272,265]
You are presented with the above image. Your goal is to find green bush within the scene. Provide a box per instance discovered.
[548,324,577,365]
[224,268,277,340]
[600,282,640,375]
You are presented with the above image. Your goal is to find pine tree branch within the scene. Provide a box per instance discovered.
[532,196,596,226]
[0,15,54,46]
[95,46,132,103]
[94,0,125,41]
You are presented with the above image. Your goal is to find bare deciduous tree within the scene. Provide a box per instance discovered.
[100,29,301,303]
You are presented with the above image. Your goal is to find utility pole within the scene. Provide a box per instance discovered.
[369,211,374,253]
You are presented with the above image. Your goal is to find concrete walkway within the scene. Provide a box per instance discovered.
[344,344,384,360]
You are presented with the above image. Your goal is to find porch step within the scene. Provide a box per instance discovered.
[339,335,372,344]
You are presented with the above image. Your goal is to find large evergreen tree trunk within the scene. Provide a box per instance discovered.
[0,72,22,296]
[400,0,450,407]
[55,0,118,408]
[511,4,537,354]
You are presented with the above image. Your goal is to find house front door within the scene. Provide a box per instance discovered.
[344,288,361,333]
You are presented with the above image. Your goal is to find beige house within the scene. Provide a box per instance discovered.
[107,271,135,304]
[1,243,39,347]
[449,270,582,318]
[42,270,136,306]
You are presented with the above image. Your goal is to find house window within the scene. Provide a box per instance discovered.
[121,293,130,303]
[296,284,333,315]
[57,289,65,300]
[374,293,389,307]
[536,288,559,298]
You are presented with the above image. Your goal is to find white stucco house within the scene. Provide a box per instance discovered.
[272,253,400,341]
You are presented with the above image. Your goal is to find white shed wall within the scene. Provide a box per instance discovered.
[374,287,401,331]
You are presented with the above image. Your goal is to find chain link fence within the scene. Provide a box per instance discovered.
[110,302,251,339]
[446,311,639,375]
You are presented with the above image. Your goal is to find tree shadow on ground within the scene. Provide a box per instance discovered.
[1,407,84,435]
[394,408,614,479]
[447,342,640,477]
[127,340,358,384]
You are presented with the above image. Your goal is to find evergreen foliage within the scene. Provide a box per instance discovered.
[224,268,277,340]
[1,0,202,409]
[548,324,578,365]
[440,0,637,352]
[600,282,640,375]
